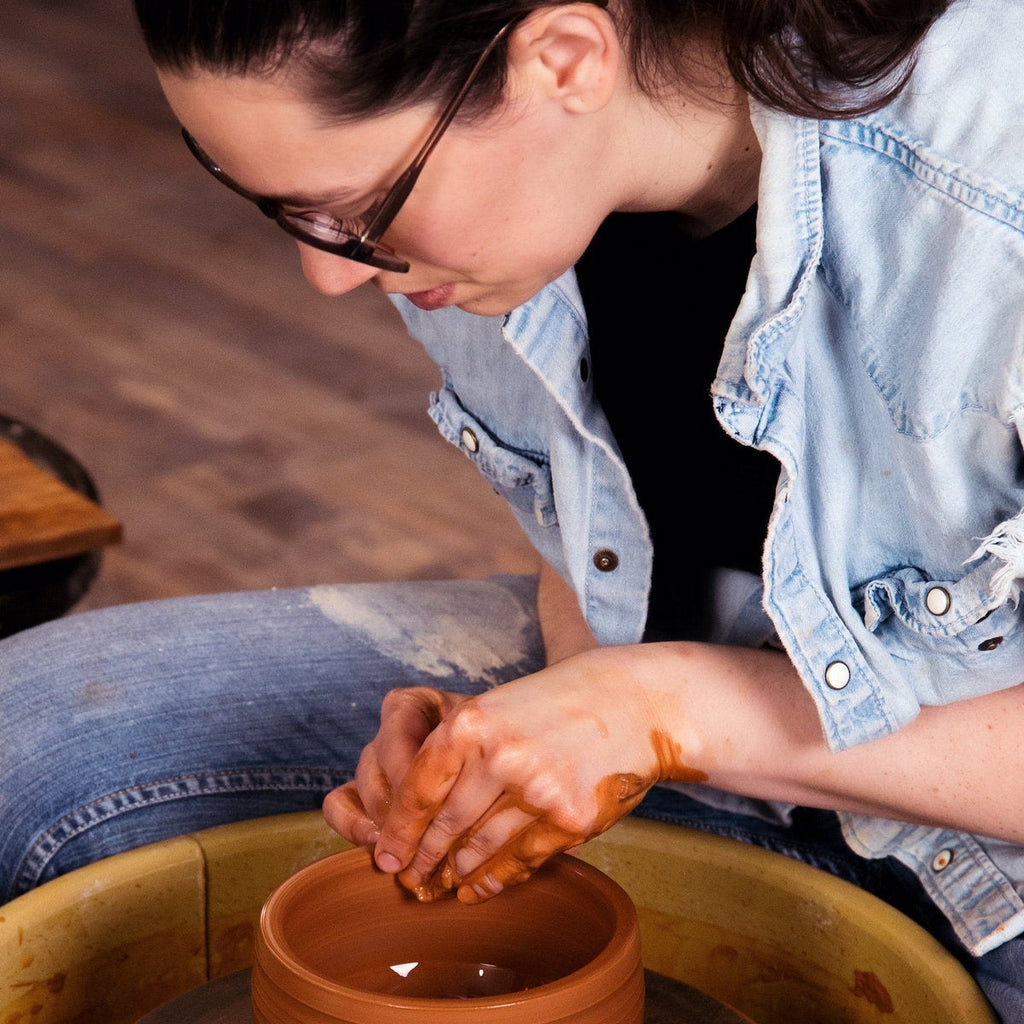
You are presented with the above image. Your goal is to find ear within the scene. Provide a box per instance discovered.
[506,4,620,114]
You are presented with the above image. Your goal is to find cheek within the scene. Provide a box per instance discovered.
[388,163,588,289]
[402,191,504,255]
[392,159,533,266]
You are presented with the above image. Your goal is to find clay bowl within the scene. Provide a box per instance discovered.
[251,846,644,1024]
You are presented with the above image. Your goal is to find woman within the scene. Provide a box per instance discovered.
[5,0,1024,1015]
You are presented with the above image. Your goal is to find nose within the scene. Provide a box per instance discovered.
[297,243,381,296]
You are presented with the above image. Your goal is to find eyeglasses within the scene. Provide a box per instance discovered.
[181,20,518,274]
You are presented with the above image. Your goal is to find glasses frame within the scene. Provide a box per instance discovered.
[181,19,519,274]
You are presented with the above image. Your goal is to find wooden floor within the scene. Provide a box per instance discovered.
[0,0,538,615]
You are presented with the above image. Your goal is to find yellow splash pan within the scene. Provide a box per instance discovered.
[0,813,998,1024]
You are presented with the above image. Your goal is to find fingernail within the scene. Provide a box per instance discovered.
[461,875,503,903]
[376,851,402,873]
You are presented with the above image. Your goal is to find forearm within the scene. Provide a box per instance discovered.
[619,640,1024,843]
[537,560,598,664]
[356,623,1024,901]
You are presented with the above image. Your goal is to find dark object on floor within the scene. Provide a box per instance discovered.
[0,414,116,637]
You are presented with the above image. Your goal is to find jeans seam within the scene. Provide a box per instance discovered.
[14,766,351,894]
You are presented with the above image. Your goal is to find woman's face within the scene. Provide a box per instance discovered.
[158,67,620,316]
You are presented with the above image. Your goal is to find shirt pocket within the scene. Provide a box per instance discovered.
[859,563,1021,658]
[428,385,557,529]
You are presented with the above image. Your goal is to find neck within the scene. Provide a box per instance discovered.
[607,47,761,235]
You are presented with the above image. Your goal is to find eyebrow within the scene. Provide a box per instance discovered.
[184,128,369,211]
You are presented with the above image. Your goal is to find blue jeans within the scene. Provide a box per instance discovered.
[0,575,1016,1020]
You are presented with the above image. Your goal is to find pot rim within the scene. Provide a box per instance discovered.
[253,848,642,1018]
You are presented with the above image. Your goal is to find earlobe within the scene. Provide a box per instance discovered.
[507,4,620,114]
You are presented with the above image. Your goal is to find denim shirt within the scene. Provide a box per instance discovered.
[391,0,1024,955]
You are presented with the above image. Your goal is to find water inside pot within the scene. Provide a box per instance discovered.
[340,958,556,998]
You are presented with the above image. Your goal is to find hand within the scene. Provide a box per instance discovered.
[370,647,700,903]
[322,687,471,848]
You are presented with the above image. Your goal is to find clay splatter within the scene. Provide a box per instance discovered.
[650,729,709,784]
[309,581,535,687]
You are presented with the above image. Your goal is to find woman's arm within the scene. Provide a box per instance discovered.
[537,560,598,664]
[368,639,1024,901]
[632,640,1024,838]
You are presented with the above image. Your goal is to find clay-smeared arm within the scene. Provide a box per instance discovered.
[367,640,1024,902]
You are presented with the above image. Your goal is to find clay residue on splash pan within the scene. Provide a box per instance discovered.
[308,581,535,687]
[852,970,894,1013]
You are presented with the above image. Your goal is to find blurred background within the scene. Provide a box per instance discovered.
[0,0,537,617]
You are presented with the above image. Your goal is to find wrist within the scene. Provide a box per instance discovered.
[572,640,821,800]
[564,642,712,786]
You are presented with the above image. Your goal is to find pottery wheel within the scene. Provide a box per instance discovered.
[136,968,754,1023]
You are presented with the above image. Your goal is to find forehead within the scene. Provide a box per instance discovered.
[157,68,435,199]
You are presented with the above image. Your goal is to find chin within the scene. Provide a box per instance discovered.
[456,284,549,317]
[455,297,512,316]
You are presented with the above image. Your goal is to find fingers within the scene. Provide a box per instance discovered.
[381,773,577,902]
[372,737,465,874]
[365,675,661,904]
[431,772,654,904]
[393,777,505,887]
[451,801,535,880]
[328,687,466,854]
[373,687,458,787]
[455,819,574,903]
[450,804,540,901]
[372,699,505,879]
[403,794,586,904]
[352,741,393,826]
[395,801,538,902]
[322,782,380,846]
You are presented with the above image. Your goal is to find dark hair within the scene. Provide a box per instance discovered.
[133,0,953,121]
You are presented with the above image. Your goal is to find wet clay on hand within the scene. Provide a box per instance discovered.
[405,729,708,904]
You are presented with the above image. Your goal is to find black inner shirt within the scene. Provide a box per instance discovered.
[574,206,779,641]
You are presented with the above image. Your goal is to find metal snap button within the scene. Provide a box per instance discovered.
[932,849,954,872]
[593,549,619,572]
[460,427,479,453]
[824,661,851,690]
[925,586,952,616]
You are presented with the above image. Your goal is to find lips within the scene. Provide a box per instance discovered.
[402,283,456,311]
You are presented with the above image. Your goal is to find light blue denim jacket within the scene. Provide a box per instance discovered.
[392,0,1024,955]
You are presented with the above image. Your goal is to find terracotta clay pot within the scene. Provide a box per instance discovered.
[251,846,644,1024]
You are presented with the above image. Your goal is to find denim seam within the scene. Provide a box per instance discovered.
[14,766,351,894]
[820,120,1024,234]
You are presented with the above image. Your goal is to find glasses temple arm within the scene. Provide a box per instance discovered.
[361,20,516,241]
